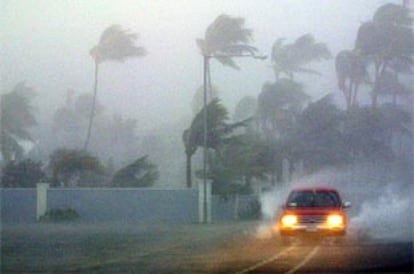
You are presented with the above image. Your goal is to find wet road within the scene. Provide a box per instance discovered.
[2,223,412,273]
[85,231,413,273]
[203,237,413,273]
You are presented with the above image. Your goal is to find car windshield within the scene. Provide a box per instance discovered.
[287,190,341,207]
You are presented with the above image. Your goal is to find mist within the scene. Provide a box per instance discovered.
[1,0,411,188]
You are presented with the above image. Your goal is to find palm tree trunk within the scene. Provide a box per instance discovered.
[84,61,99,150]
[352,82,359,107]
[202,55,209,223]
[207,59,213,101]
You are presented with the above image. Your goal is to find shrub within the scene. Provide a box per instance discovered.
[39,208,80,222]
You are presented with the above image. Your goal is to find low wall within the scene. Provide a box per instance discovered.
[47,188,198,223]
[1,187,259,224]
[1,188,37,223]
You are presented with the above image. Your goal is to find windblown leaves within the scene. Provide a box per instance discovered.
[90,24,147,64]
[197,14,257,69]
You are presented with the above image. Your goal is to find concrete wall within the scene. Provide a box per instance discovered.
[47,188,198,223]
[1,188,37,223]
[0,187,259,224]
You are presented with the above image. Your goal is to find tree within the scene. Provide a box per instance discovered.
[375,70,412,106]
[183,99,245,188]
[196,14,258,99]
[355,3,413,109]
[191,85,220,115]
[233,96,257,122]
[335,50,370,110]
[111,156,159,187]
[53,91,104,149]
[1,159,45,187]
[293,95,349,171]
[84,24,146,150]
[49,148,103,187]
[257,79,310,139]
[219,134,270,191]
[271,33,331,80]
[1,83,37,163]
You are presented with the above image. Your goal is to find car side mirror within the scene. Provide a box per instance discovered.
[343,201,351,208]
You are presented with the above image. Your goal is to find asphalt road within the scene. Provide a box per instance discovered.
[82,229,413,273]
[2,223,413,273]
[202,237,413,274]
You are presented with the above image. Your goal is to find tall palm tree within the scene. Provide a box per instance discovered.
[355,3,413,109]
[335,49,370,110]
[1,82,37,163]
[271,34,331,80]
[196,14,258,100]
[84,24,146,150]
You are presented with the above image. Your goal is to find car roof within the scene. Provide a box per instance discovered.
[290,186,339,192]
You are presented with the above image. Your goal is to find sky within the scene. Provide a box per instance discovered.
[0,0,400,132]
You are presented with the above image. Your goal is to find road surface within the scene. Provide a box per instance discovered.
[2,223,412,273]
[81,229,413,273]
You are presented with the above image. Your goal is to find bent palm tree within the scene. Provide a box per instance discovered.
[196,14,259,99]
[183,99,246,188]
[0,82,37,163]
[271,34,331,80]
[355,3,413,109]
[335,49,370,110]
[84,24,146,150]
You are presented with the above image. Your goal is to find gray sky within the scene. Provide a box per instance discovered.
[1,0,398,131]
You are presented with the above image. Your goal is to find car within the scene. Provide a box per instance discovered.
[276,187,351,239]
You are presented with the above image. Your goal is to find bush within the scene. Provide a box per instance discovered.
[39,208,79,223]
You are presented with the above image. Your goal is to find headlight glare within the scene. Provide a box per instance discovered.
[327,214,344,227]
[281,215,297,227]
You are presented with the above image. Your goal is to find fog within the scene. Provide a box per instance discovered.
[0,0,408,187]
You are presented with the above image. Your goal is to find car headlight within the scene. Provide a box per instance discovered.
[281,214,297,227]
[327,214,344,228]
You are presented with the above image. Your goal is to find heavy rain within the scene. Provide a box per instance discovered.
[1,0,413,273]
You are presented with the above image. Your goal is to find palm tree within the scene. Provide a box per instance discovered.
[355,3,413,109]
[196,14,259,100]
[271,34,331,80]
[257,79,310,140]
[183,99,245,188]
[84,24,146,150]
[335,49,370,110]
[112,156,159,187]
[0,83,37,163]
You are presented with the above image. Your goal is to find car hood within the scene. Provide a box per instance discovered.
[282,207,344,215]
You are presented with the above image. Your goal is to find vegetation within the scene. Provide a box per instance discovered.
[1,159,46,188]
[0,2,411,194]
[271,33,331,80]
[84,25,146,150]
[354,3,413,109]
[183,99,248,188]
[39,208,80,222]
[1,83,37,163]
[49,149,103,187]
[112,156,159,187]
[197,14,259,102]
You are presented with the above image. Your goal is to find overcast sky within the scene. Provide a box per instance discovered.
[1,0,399,131]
